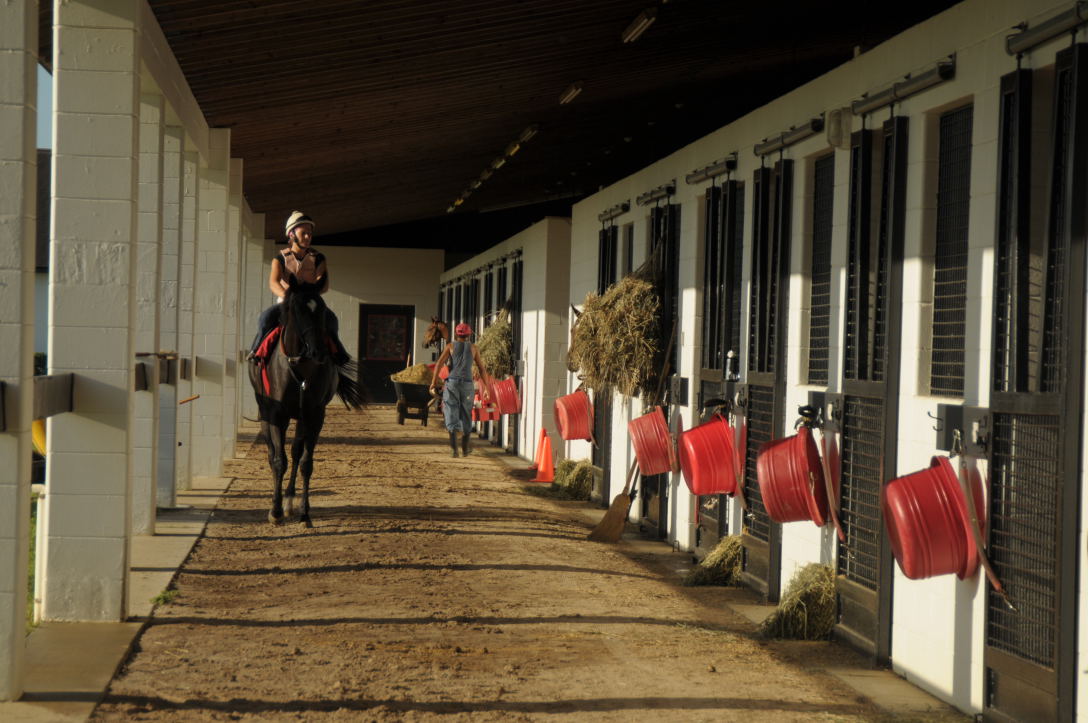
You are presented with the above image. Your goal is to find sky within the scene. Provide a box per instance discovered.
[37,65,51,149]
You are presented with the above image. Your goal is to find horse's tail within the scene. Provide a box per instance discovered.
[334,359,366,410]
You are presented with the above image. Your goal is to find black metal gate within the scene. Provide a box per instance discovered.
[833,116,907,660]
[640,202,680,539]
[983,54,1085,723]
[740,160,791,601]
[696,180,744,556]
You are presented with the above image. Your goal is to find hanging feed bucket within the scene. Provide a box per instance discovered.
[492,377,521,415]
[555,389,593,441]
[883,456,984,580]
[629,406,674,476]
[678,414,737,496]
[755,426,829,525]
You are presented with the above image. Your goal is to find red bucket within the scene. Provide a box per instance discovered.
[492,377,521,415]
[629,406,674,476]
[883,456,984,580]
[555,389,593,441]
[678,414,737,495]
[756,427,829,525]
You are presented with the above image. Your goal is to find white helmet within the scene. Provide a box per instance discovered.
[285,210,315,238]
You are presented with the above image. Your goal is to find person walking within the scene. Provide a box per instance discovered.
[248,211,348,363]
[430,323,489,457]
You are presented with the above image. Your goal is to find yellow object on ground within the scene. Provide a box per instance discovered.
[390,364,434,385]
[32,418,46,455]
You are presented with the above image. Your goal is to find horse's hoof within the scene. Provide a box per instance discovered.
[301,516,313,529]
[285,497,295,517]
[268,512,284,525]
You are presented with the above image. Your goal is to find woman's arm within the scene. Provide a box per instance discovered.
[472,344,489,383]
[429,344,452,389]
[268,257,286,299]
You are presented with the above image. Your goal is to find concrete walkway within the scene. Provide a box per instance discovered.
[0,477,230,723]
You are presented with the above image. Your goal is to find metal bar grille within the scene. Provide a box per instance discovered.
[930,105,973,396]
[702,186,724,370]
[1042,64,1073,393]
[729,184,745,363]
[871,128,894,382]
[748,168,770,373]
[598,225,618,295]
[743,384,775,542]
[837,395,884,590]
[807,154,834,385]
[844,131,872,380]
[987,413,1059,666]
[766,160,793,375]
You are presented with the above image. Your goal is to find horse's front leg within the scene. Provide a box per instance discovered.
[285,430,305,518]
[297,416,325,528]
[266,420,288,525]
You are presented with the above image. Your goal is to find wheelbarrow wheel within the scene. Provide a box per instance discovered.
[396,401,406,425]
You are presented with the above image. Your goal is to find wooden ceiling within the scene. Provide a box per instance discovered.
[41,0,960,254]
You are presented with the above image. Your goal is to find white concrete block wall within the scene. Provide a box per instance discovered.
[190,129,229,477]
[131,91,164,535]
[175,146,197,490]
[220,158,242,461]
[43,0,142,622]
[323,246,444,363]
[0,0,37,699]
[238,222,267,423]
[157,122,183,508]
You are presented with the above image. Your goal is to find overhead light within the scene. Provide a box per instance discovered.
[480,168,493,181]
[505,141,521,157]
[491,156,506,170]
[1007,3,1088,55]
[558,82,583,105]
[518,124,539,143]
[622,7,657,43]
[635,181,676,206]
[446,204,456,214]
[851,57,955,116]
[470,179,482,190]
[753,116,824,157]
[597,201,631,222]
[453,198,464,207]
[685,153,738,185]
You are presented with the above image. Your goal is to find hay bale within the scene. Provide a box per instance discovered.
[477,310,515,379]
[567,276,660,396]
[549,459,596,501]
[682,535,742,586]
[390,364,433,385]
[758,563,836,640]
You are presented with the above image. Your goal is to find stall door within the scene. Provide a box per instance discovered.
[832,118,906,661]
[739,161,791,601]
[358,304,414,403]
[983,56,1084,723]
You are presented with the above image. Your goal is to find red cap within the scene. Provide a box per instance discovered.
[455,323,473,337]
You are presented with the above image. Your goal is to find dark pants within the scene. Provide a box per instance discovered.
[250,303,343,356]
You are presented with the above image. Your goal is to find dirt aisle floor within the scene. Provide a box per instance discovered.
[93,406,960,722]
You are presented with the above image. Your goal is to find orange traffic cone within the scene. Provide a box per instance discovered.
[530,431,555,483]
[531,427,547,469]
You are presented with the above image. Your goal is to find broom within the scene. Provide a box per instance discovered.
[587,321,676,543]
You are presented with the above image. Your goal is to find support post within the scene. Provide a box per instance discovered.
[157,123,184,508]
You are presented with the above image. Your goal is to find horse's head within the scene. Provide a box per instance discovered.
[282,277,329,363]
[423,316,449,350]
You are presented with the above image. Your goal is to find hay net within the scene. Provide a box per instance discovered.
[477,309,516,379]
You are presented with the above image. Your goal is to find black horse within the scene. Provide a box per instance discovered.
[248,278,364,527]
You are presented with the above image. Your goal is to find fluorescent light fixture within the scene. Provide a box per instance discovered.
[480,168,493,181]
[446,205,456,214]
[635,181,676,206]
[851,57,955,116]
[754,116,824,157]
[491,156,506,170]
[622,7,657,43]
[597,201,631,222]
[505,141,521,157]
[1008,2,1088,55]
[558,82,583,105]
[685,153,738,185]
[518,124,539,143]
[470,179,482,190]
[453,198,464,207]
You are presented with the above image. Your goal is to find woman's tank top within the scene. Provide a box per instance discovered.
[448,341,473,382]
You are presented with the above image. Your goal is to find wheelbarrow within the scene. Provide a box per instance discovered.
[393,380,436,426]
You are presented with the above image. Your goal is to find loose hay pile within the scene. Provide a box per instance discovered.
[682,535,742,586]
[477,311,515,379]
[567,276,660,396]
[390,364,433,385]
[758,563,836,640]
[549,459,598,501]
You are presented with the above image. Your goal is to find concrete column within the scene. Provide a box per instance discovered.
[131,91,163,535]
[240,225,267,422]
[190,129,230,477]
[44,0,142,622]
[0,0,37,700]
[157,123,183,508]
[221,158,242,460]
[175,146,197,490]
